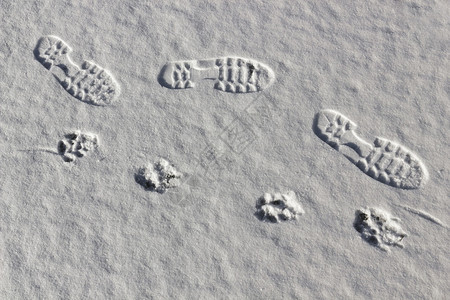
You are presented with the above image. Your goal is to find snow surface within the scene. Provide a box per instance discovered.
[0,0,448,299]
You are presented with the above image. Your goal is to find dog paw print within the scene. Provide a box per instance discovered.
[57,131,99,162]
[354,207,407,252]
[135,158,183,193]
[255,191,305,223]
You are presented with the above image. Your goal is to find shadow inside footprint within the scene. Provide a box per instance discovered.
[157,64,171,88]
[134,171,158,192]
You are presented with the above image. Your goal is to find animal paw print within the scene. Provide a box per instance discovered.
[57,131,99,162]
[135,158,183,193]
[255,191,304,223]
[354,207,407,252]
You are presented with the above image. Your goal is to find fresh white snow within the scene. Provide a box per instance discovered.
[0,0,448,299]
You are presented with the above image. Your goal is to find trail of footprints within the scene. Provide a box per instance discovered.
[29,35,435,254]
